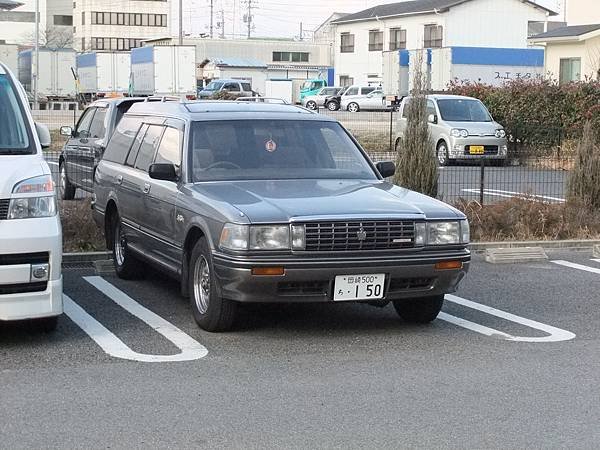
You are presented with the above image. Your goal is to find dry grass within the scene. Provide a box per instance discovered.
[60,199,105,252]
[353,131,392,153]
[457,198,600,242]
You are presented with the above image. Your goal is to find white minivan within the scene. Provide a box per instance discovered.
[0,62,62,331]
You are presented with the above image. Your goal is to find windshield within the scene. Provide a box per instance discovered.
[321,88,339,96]
[0,73,34,155]
[203,81,224,91]
[190,120,377,182]
[437,99,492,122]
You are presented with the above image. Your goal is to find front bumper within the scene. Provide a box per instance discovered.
[0,216,63,321]
[213,249,470,303]
[449,136,508,160]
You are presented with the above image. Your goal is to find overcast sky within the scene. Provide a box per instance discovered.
[173,0,562,40]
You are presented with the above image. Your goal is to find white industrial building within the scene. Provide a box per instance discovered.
[332,0,556,87]
[73,0,171,52]
[0,0,72,46]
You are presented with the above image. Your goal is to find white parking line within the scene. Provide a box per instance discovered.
[63,276,208,363]
[440,294,576,343]
[551,260,600,275]
[47,161,58,166]
[461,188,565,203]
[591,259,600,264]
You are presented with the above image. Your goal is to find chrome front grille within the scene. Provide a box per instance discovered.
[0,199,9,220]
[304,221,415,252]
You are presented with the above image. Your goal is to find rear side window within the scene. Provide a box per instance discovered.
[134,125,164,172]
[89,106,108,139]
[102,115,143,164]
[362,87,376,95]
[345,87,358,95]
[241,82,252,91]
[224,82,240,92]
[154,127,182,167]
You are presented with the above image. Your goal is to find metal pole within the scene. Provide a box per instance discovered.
[389,107,393,152]
[210,0,214,39]
[178,0,183,45]
[479,159,485,205]
[33,0,39,110]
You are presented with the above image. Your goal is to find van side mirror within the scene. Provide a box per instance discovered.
[428,114,438,124]
[149,163,178,182]
[35,123,51,148]
[60,126,73,137]
[376,161,396,178]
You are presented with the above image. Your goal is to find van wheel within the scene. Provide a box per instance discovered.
[59,162,76,200]
[306,100,317,110]
[111,213,142,279]
[437,142,450,166]
[348,102,360,113]
[189,237,237,332]
[327,101,339,111]
[393,295,445,324]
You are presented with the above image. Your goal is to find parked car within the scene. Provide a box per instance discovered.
[341,89,389,112]
[197,79,254,99]
[0,62,62,331]
[301,86,342,110]
[396,95,508,166]
[58,97,147,199]
[324,85,380,111]
[93,100,470,332]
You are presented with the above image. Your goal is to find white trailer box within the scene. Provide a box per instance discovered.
[265,79,293,104]
[77,52,131,95]
[18,48,77,98]
[0,44,18,75]
[382,50,400,96]
[130,46,196,97]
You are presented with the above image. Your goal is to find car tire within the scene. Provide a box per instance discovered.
[110,213,143,279]
[437,142,450,166]
[394,138,402,152]
[189,237,237,332]
[393,295,445,324]
[59,162,76,200]
[327,101,339,111]
[306,100,317,110]
[36,316,59,333]
[348,102,360,113]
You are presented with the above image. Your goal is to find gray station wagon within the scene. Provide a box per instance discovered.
[93,100,470,332]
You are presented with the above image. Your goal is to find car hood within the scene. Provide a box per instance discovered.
[0,155,49,197]
[191,179,462,224]
[444,121,502,135]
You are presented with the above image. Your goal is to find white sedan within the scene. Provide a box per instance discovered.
[301,87,342,110]
[341,90,389,112]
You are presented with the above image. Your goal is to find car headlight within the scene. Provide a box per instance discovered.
[495,129,506,138]
[219,224,305,251]
[249,225,290,250]
[8,175,57,219]
[451,129,469,138]
[219,223,249,251]
[423,220,469,246]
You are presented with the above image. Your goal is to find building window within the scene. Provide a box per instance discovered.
[424,24,443,48]
[0,11,36,22]
[90,11,167,27]
[81,11,85,25]
[528,21,545,37]
[339,75,353,87]
[340,33,355,53]
[272,52,309,62]
[368,29,383,51]
[389,28,406,50]
[559,58,581,84]
[54,15,73,26]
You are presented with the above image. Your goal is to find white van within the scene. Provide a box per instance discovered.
[0,62,62,331]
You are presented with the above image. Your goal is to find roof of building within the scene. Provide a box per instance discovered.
[529,23,600,40]
[201,57,268,68]
[0,0,23,10]
[333,0,557,23]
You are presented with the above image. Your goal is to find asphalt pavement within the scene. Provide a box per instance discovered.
[1,249,599,449]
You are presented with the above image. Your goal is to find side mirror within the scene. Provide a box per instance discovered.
[428,114,438,124]
[376,161,396,178]
[149,163,178,182]
[35,123,51,149]
[60,126,73,137]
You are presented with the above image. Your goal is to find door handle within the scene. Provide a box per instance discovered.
[116,175,123,185]
[142,183,151,194]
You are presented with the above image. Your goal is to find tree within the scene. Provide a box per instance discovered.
[567,121,600,209]
[23,26,73,49]
[393,50,438,198]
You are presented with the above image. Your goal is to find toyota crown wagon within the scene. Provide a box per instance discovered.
[93,100,470,332]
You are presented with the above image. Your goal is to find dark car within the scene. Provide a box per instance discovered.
[93,100,471,332]
[58,98,145,199]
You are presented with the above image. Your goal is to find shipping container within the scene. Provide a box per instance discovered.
[265,79,293,104]
[77,52,131,95]
[130,46,196,97]
[18,48,77,98]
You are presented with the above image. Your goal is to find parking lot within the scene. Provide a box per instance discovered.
[2,249,599,448]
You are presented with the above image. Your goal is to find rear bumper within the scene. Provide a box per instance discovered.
[212,249,470,303]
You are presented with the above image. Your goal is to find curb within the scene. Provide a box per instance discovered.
[470,239,600,252]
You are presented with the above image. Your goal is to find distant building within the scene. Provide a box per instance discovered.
[74,0,171,52]
[566,0,600,26]
[331,0,556,86]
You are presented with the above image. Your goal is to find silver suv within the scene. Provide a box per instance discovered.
[397,95,508,166]
[93,100,470,332]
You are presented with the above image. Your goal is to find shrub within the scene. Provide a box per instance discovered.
[61,199,105,252]
[567,122,600,209]
[210,91,241,101]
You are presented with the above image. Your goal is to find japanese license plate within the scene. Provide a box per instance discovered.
[469,145,485,155]
[334,274,386,301]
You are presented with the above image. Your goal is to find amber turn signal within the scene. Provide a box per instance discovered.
[251,267,285,276]
[435,261,463,271]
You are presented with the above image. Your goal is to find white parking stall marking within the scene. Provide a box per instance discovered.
[591,259,600,264]
[441,294,576,343]
[461,188,565,203]
[47,161,58,167]
[551,260,600,275]
[63,276,208,363]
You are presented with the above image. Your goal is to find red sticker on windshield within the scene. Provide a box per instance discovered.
[265,139,277,153]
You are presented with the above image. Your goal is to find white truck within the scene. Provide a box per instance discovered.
[130,46,196,97]
[77,52,130,98]
[18,48,77,99]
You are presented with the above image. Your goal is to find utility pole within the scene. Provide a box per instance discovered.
[245,0,254,39]
[219,9,225,39]
[33,0,39,109]
[210,0,214,38]
[178,0,183,45]
[299,21,303,41]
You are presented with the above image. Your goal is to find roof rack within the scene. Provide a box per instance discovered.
[236,97,289,105]
[143,95,183,103]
